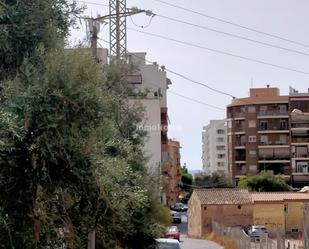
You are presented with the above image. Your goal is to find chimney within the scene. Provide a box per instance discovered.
[267,84,270,88]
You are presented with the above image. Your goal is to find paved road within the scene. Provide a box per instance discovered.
[174,212,223,249]
[181,236,223,249]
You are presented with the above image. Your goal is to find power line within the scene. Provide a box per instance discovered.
[75,0,109,7]
[153,0,309,48]
[128,27,309,76]
[98,39,230,109]
[155,14,309,58]
[169,91,225,111]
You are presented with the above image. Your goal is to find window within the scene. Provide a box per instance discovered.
[280,119,288,130]
[296,162,308,173]
[260,135,269,145]
[217,162,225,167]
[260,105,268,114]
[279,135,288,144]
[216,146,225,150]
[217,137,225,143]
[249,150,257,157]
[248,136,256,143]
[260,121,268,130]
[249,165,257,172]
[217,154,226,159]
[279,105,287,114]
[248,120,256,128]
[248,106,256,113]
[217,129,225,134]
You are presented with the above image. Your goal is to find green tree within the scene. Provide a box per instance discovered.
[0,0,81,79]
[238,171,291,192]
[180,165,193,191]
[194,172,235,188]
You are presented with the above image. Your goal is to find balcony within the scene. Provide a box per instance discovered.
[258,164,291,175]
[257,110,289,118]
[292,137,309,144]
[259,147,290,161]
[234,112,246,119]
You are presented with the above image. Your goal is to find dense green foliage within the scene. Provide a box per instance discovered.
[0,0,166,248]
[238,171,291,192]
[194,172,235,188]
[180,165,193,191]
[0,0,81,79]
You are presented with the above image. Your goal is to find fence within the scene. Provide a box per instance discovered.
[304,204,309,249]
[212,222,295,249]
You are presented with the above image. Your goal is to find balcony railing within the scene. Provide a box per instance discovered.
[291,123,309,128]
[234,125,246,132]
[258,110,289,116]
[234,112,246,118]
[235,141,246,147]
[259,155,290,160]
[292,138,309,143]
[259,141,289,145]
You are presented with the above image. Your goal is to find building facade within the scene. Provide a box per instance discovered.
[227,86,309,186]
[162,139,182,205]
[188,188,253,238]
[188,188,309,238]
[126,52,171,174]
[202,120,228,175]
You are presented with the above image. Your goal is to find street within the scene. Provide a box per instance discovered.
[176,212,223,249]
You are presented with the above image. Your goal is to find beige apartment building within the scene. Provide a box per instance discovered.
[227,86,309,186]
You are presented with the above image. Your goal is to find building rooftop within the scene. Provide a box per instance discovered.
[228,87,289,107]
[193,188,252,205]
[252,192,309,202]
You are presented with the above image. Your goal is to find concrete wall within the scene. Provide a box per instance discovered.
[201,204,253,236]
[188,193,202,238]
[253,203,285,233]
[129,98,161,174]
[285,201,305,233]
[253,201,309,234]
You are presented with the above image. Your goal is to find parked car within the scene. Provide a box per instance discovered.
[156,238,181,249]
[170,203,188,212]
[170,211,182,223]
[165,226,180,241]
[247,225,268,241]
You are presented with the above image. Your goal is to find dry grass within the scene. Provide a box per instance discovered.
[205,232,240,249]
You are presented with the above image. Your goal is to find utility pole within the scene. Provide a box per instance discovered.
[85,6,153,62]
[109,0,127,60]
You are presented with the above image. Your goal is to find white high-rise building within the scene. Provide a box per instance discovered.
[202,119,228,175]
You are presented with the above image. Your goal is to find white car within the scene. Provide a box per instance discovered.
[156,238,181,249]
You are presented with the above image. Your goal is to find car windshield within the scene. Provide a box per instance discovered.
[157,242,181,249]
[166,226,178,232]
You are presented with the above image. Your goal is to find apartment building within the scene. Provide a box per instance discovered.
[290,89,309,184]
[162,139,182,205]
[202,120,228,175]
[126,52,171,174]
[227,86,309,186]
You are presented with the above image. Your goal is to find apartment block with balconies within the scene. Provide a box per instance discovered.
[290,90,309,185]
[227,86,294,182]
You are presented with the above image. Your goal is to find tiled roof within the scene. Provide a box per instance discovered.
[252,192,309,202]
[193,188,252,205]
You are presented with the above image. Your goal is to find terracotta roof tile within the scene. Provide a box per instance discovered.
[193,188,252,205]
[251,192,309,202]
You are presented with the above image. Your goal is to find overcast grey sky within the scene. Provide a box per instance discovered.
[70,0,309,170]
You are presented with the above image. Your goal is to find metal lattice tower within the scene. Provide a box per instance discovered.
[109,0,127,60]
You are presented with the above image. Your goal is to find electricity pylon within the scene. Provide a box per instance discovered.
[85,1,153,62]
[109,0,127,60]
